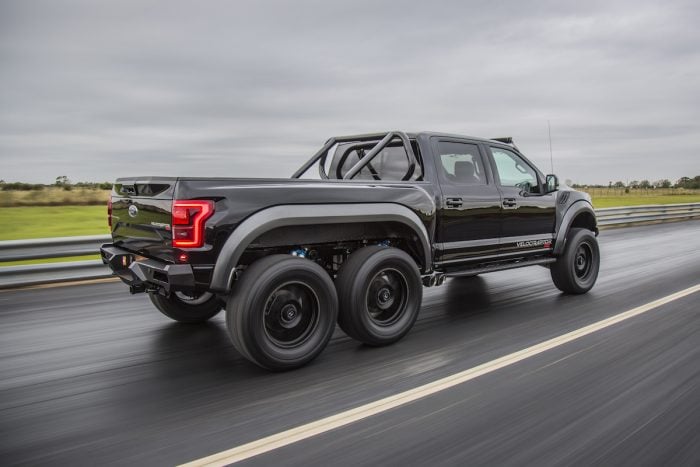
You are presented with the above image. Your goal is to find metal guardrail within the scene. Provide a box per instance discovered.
[0,234,112,289]
[1,203,698,289]
[595,202,699,226]
[0,234,111,262]
[0,260,110,288]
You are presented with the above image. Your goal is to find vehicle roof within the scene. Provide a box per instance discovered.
[333,131,514,147]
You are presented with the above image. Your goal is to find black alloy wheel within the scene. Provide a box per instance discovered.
[263,282,320,349]
[574,243,594,281]
[366,268,409,326]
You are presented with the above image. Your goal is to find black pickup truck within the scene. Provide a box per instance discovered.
[101,131,600,370]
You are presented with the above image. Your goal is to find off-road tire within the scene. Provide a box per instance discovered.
[550,228,600,294]
[336,246,422,346]
[226,255,338,371]
[149,291,223,323]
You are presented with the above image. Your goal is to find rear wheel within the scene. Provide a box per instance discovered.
[149,291,223,323]
[336,246,423,346]
[226,255,338,371]
[550,228,600,294]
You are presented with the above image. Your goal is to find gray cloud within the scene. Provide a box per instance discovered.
[1,0,699,184]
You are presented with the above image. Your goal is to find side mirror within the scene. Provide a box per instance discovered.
[545,174,559,193]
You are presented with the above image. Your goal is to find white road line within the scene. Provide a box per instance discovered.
[180,284,700,467]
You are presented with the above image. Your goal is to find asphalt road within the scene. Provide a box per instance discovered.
[1,221,699,466]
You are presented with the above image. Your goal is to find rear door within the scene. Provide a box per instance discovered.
[432,137,502,263]
[486,146,556,254]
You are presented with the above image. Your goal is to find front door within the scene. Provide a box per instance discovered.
[487,145,556,254]
[433,138,502,264]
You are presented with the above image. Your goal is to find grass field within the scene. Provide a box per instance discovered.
[590,194,700,208]
[0,205,108,240]
[579,187,700,206]
[0,206,108,265]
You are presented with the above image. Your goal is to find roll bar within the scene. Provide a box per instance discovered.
[291,131,418,181]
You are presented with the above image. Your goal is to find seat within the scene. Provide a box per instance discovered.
[454,160,479,184]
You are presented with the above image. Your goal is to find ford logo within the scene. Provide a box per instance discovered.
[128,205,139,218]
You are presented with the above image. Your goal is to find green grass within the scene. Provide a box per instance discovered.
[0,205,109,241]
[589,194,700,208]
[1,255,101,267]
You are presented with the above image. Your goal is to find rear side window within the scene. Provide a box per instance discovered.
[436,141,487,185]
[329,142,423,181]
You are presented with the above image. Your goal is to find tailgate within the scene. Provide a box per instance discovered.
[110,177,176,262]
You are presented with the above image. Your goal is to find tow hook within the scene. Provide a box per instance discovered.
[129,284,146,294]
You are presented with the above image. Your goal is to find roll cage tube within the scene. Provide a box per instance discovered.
[334,141,410,180]
[343,132,416,181]
[291,131,418,181]
[335,142,380,180]
[291,138,337,179]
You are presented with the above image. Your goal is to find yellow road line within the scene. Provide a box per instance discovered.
[180,283,700,467]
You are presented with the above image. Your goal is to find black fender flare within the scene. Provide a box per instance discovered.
[553,200,597,256]
[210,203,432,292]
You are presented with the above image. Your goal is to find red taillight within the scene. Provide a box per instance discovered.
[172,200,214,248]
[108,198,113,229]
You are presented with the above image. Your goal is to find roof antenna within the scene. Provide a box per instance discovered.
[547,120,554,173]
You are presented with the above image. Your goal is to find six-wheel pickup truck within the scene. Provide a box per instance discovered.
[101,131,600,370]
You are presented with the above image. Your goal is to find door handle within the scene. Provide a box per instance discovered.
[445,197,463,208]
[502,198,517,208]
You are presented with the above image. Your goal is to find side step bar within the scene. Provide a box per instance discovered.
[446,257,556,278]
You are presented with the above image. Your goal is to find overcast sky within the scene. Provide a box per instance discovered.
[1,0,698,184]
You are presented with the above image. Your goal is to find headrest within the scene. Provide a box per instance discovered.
[454,160,475,179]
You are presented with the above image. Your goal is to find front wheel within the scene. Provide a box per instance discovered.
[149,291,223,323]
[550,228,600,294]
[226,255,338,371]
[336,246,423,346]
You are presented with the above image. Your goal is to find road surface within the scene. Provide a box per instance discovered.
[1,222,699,466]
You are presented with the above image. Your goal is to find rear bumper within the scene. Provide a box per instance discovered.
[100,244,196,294]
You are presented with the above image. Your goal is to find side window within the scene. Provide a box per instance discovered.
[490,147,539,193]
[436,141,486,185]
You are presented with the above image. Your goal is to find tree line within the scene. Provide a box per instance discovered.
[0,176,113,191]
[568,176,700,190]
